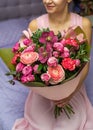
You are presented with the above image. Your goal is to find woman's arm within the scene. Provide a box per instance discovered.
[82,17,92,44]
[28,19,38,32]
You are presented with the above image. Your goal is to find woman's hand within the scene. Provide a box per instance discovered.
[52,94,73,107]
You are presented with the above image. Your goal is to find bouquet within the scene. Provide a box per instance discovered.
[3,26,90,118]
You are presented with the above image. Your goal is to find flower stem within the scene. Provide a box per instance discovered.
[54,104,75,119]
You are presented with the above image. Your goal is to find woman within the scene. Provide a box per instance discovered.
[12,0,93,130]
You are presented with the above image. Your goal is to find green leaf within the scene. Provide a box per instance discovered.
[43,65,47,72]
[38,64,43,71]
[6,71,16,76]
[83,57,90,62]
[0,48,15,71]
[24,81,45,87]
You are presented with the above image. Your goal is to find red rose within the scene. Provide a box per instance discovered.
[61,58,76,71]
[66,38,79,48]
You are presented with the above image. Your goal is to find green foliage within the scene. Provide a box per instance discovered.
[25,81,45,87]
[38,64,43,71]
[76,43,90,62]
[57,31,62,40]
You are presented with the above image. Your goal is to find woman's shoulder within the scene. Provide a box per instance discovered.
[71,12,92,43]
[82,16,92,29]
[28,14,48,32]
[28,19,37,32]
[71,12,92,28]
[82,16,92,44]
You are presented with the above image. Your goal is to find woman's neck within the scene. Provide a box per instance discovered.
[48,6,70,24]
[48,8,71,34]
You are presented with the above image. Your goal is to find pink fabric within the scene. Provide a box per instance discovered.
[12,13,93,130]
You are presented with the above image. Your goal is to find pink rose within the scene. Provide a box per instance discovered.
[22,65,33,76]
[61,39,66,46]
[61,47,70,58]
[21,75,28,83]
[16,62,25,72]
[53,42,64,52]
[41,73,51,82]
[53,51,59,58]
[47,64,65,84]
[20,51,39,65]
[21,74,35,83]
[47,57,58,67]
[61,52,70,58]
[26,74,35,82]
[61,58,76,71]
